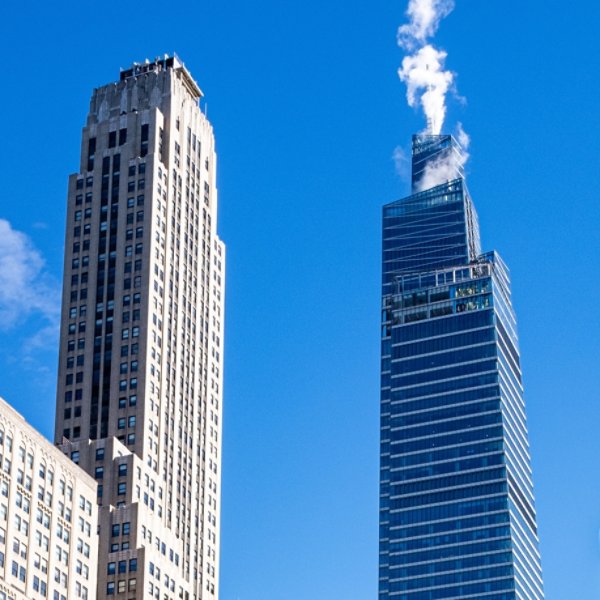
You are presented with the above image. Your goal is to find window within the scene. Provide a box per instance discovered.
[107,562,115,575]
[118,483,126,496]
[108,131,116,148]
[122,522,130,535]
[106,582,115,595]
[118,464,127,476]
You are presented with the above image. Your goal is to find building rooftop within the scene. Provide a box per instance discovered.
[119,53,203,100]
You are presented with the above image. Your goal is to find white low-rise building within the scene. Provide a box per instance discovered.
[0,397,98,600]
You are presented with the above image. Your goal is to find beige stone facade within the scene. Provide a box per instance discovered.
[0,397,98,600]
[54,56,224,599]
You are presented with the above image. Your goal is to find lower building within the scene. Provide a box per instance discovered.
[59,437,186,599]
[0,397,98,600]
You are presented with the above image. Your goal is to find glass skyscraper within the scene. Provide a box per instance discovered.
[379,135,544,599]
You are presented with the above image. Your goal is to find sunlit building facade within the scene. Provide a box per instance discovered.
[379,135,544,599]
[0,397,98,600]
[55,55,225,599]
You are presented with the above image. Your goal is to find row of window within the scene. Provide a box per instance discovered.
[106,579,136,595]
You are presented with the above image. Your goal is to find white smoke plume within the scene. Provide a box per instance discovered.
[397,0,456,135]
[414,121,470,191]
[398,0,455,50]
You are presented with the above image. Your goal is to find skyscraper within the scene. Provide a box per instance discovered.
[54,55,225,599]
[379,135,544,599]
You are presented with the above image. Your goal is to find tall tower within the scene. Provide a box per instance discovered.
[379,135,544,599]
[55,56,225,599]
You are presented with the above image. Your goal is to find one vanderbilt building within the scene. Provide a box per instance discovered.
[55,56,225,600]
[379,135,544,599]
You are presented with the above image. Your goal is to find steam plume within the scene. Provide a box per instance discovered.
[414,122,470,192]
[398,0,454,50]
[397,0,456,135]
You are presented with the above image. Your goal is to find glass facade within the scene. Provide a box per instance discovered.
[379,136,544,599]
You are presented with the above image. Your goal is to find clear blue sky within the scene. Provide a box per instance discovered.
[0,1,599,598]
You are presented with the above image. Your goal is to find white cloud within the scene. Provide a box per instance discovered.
[0,219,60,331]
[392,145,411,180]
[456,121,470,149]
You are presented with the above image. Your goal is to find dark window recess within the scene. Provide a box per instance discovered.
[113,154,121,173]
[119,128,127,145]
[87,137,96,171]
[140,124,149,157]
[108,131,117,148]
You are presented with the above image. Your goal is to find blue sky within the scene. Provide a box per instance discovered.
[1,0,599,598]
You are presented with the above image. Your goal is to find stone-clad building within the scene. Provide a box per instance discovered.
[0,397,98,600]
[54,55,225,599]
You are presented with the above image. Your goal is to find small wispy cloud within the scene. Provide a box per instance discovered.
[392,146,411,181]
[0,219,60,335]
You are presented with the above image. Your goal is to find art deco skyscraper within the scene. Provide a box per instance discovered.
[379,135,544,599]
[55,56,225,599]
